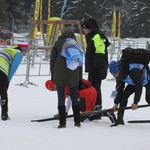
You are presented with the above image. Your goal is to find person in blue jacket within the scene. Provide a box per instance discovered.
[0,43,28,120]
[108,60,150,126]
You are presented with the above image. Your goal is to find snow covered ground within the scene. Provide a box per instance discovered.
[1,65,150,150]
[0,35,150,150]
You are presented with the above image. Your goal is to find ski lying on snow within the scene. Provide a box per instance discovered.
[31,114,74,122]
[31,104,150,122]
[31,109,112,122]
[128,120,150,123]
[31,110,104,122]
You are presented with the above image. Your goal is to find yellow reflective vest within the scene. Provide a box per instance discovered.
[0,47,21,76]
[92,34,106,54]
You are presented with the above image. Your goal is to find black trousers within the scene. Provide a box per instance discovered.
[88,72,102,106]
[0,70,8,113]
[117,82,150,120]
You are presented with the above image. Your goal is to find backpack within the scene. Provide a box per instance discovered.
[120,47,150,78]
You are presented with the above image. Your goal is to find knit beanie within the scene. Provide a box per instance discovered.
[62,27,73,34]
[82,19,99,30]
[108,61,120,74]
[17,43,28,51]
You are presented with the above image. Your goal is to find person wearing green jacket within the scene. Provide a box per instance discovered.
[50,27,83,128]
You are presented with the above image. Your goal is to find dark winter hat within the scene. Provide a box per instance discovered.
[108,61,120,74]
[62,27,73,34]
[82,19,99,30]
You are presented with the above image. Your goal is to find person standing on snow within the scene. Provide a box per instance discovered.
[50,27,83,128]
[82,19,110,112]
[0,44,28,120]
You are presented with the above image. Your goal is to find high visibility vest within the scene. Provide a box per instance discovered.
[92,34,106,54]
[0,47,21,76]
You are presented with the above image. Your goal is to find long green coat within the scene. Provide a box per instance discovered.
[50,32,79,87]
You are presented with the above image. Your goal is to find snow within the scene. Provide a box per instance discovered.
[1,34,150,149]
[1,65,150,150]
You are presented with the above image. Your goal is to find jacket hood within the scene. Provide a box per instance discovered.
[59,31,76,40]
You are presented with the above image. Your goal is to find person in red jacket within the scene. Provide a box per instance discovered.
[45,79,97,113]
[45,79,116,123]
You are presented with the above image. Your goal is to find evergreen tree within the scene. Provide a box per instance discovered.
[0,0,149,37]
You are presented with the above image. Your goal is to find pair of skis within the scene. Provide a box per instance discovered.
[31,104,150,123]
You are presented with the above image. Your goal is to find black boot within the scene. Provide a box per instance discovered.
[72,105,81,127]
[58,105,66,128]
[111,111,124,127]
[1,99,9,121]
[1,112,10,121]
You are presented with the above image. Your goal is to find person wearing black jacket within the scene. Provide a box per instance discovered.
[82,19,110,111]
[108,61,150,126]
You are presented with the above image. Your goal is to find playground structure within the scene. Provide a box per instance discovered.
[13,0,86,87]
[30,19,85,50]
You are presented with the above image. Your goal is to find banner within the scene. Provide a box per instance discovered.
[111,10,116,38]
[117,10,121,42]
[33,0,41,38]
[34,0,41,21]
[45,17,61,46]
[60,0,67,20]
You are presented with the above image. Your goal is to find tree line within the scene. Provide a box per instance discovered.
[0,0,150,38]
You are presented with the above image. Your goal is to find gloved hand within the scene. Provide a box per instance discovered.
[132,103,138,110]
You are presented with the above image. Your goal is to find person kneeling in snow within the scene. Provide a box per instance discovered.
[46,79,116,123]
[45,79,96,116]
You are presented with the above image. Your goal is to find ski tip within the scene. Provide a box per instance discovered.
[128,120,150,123]
[31,120,37,122]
